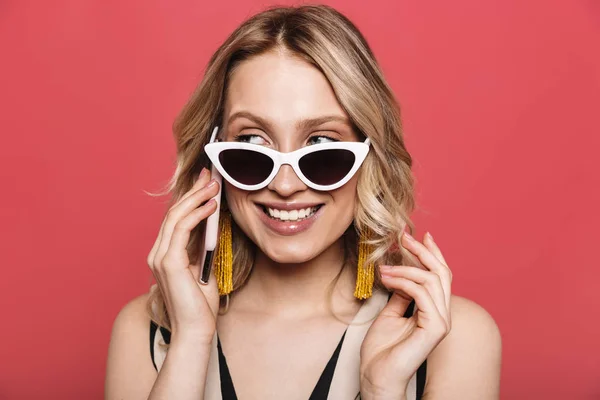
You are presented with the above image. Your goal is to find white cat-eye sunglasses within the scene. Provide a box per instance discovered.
[204,126,371,191]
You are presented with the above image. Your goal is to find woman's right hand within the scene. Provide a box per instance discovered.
[147,167,221,345]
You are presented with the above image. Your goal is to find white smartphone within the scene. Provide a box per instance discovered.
[199,126,223,285]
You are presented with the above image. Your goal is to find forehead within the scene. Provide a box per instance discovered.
[224,51,347,125]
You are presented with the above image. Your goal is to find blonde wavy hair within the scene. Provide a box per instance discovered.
[145,4,418,333]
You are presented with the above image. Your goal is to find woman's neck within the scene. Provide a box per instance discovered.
[231,237,359,319]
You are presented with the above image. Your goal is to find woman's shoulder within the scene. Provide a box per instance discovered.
[423,294,502,397]
[448,294,499,329]
[442,294,501,345]
[114,291,153,325]
[108,290,154,355]
[105,290,157,398]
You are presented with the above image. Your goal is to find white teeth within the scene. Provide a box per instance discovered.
[266,206,319,221]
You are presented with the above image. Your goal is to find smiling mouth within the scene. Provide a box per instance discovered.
[258,204,324,222]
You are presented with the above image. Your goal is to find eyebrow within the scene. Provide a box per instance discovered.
[227,111,351,132]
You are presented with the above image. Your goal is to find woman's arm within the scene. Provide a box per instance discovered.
[104,293,212,400]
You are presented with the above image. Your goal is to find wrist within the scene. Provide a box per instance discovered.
[360,391,407,400]
[360,392,407,400]
[360,378,408,400]
[170,328,215,349]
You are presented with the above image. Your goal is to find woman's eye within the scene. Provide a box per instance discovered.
[307,135,338,145]
[234,134,268,145]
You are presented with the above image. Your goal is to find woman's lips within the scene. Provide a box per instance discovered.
[254,203,324,236]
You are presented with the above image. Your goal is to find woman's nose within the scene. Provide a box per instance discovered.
[267,164,307,197]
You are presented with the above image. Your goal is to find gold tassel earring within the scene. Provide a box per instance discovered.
[354,228,375,299]
[213,211,233,295]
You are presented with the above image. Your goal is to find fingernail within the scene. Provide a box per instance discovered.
[206,179,217,188]
[404,231,415,241]
[426,232,434,241]
[379,265,392,271]
[199,168,207,179]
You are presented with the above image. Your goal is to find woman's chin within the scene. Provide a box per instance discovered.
[260,245,321,265]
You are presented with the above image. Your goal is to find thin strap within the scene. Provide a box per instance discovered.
[217,336,238,400]
[160,325,172,344]
[416,358,427,399]
[308,330,347,399]
[403,299,415,318]
[149,321,158,371]
[149,321,172,371]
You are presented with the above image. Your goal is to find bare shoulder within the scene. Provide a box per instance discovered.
[446,294,502,351]
[105,291,157,400]
[423,294,502,400]
[113,291,153,329]
[448,294,501,330]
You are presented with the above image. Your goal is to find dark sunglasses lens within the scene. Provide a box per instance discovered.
[219,149,274,185]
[299,149,355,186]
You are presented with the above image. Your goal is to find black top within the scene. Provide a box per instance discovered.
[150,298,427,399]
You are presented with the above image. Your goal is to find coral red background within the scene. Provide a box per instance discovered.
[0,0,598,398]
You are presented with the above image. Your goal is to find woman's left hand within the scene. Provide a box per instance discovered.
[360,230,453,398]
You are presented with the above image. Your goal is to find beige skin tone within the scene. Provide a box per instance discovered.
[104,50,502,400]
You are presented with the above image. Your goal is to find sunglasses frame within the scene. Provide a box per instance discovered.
[204,126,371,191]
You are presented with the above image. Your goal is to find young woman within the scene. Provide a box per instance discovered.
[105,4,501,400]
